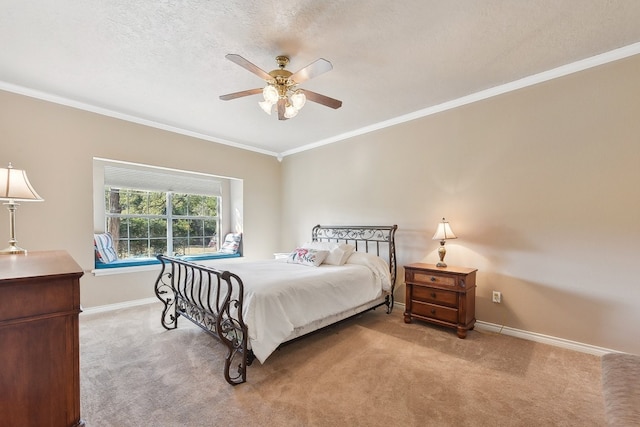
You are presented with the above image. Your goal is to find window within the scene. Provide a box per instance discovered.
[105,189,220,258]
[93,158,244,270]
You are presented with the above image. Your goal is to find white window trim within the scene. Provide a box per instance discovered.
[92,158,244,275]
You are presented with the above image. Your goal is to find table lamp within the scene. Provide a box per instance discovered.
[432,217,456,267]
[0,163,44,255]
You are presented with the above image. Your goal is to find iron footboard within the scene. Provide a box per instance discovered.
[154,254,253,385]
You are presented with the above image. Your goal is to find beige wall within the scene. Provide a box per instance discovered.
[281,54,640,354]
[0,90,281,308]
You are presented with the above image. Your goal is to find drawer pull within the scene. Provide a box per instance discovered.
[430,276,436,282]
[430,292,437,298]
[430,309,436,315]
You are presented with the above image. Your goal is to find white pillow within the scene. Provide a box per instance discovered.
[287,248,329,267]
[336,243,356,265]
[302,242,356,266]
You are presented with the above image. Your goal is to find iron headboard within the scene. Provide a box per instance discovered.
[311,224,398,291]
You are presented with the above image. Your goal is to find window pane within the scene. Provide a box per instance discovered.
[150,238,167,255]
[119,190,129,215]
[129,218,149,239]
[189,219,204,238]
[130,239,148,257]
[105,188,122,214]
[204,220,217,238]
[118,218,129,237]
[150,218,166,238]
[207,236,218,250]
[183,237,203,255]
[189,195,205,216]
[149,192,166,214]
[127,191,148,215]
[172,219,189,237]
[205,197,218,216]
[173,237,188,255]
[115,239,128,258]
[172,194,187,215]
[191,237,205,247]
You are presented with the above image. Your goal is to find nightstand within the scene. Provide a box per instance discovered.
[404,263,477,338]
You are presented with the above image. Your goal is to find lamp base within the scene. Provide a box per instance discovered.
[0,243,27,255]
[437,242,447,268]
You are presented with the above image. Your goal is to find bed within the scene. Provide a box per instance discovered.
[154,224,397,385]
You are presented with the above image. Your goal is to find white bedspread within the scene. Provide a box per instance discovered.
[209,252,391,363]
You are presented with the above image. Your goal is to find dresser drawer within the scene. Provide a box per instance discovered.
[410,271,456,287]
[411,301,458,324]
[0,279,76,321]
[412,286,457,308]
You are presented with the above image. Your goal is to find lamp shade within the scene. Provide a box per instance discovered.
[290,90,306,110]
[258,100,274,115]
[0,164,44,202]
[284,103,299,119]
[432,218,456,240]
[262,85,279,104]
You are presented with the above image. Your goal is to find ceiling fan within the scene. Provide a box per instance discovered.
[219,54,342,120]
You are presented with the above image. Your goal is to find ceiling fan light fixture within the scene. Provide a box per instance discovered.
[220,54,342,120]
[262,84,279,103]
[284,103,299,119]
[290,90,306,110]
[258,100,273,115]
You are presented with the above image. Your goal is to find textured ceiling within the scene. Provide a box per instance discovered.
[2,1,640,157]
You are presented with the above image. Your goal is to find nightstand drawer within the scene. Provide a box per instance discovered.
[412,301,458,323]
[412,286,457,308]
[410,271,456,287]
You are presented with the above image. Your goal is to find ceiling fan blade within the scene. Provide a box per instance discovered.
[303,90,343,109]
[290,58,333,83]
[225,54,272,81]
[219,88,263,101]
[277,99,288,120]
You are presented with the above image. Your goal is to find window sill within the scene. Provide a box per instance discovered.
[91,253,241,276]
[92,263,161,276]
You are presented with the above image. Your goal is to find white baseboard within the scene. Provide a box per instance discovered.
[474,321,616,356]
[394,302,615,357]
[81,297,158,315]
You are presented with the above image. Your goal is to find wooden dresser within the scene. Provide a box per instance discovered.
[404,263,477,338]
[0,251,85,427]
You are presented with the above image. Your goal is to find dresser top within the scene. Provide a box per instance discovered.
[0,250,83,282]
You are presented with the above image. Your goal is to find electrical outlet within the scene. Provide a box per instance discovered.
[492,291,502,303]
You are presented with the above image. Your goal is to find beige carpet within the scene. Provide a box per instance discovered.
[80,303,605,426]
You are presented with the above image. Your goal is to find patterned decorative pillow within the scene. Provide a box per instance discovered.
[219,233,242,254]
[94,233,118,263]
[286,248,329,267]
